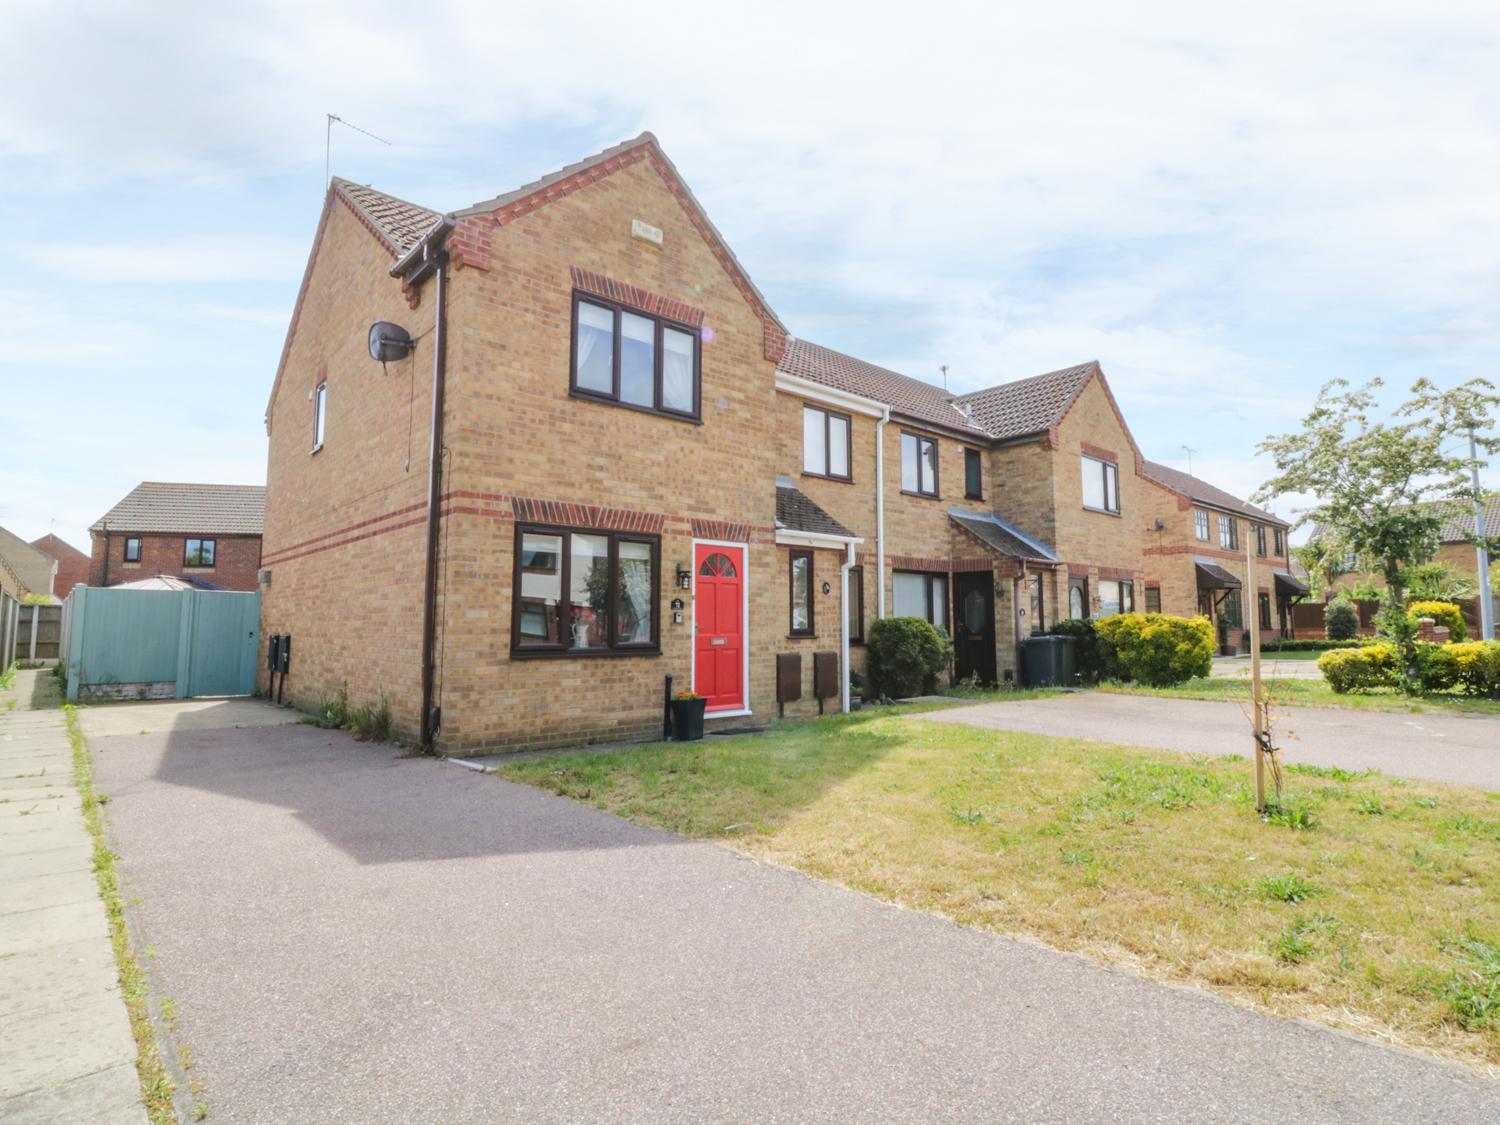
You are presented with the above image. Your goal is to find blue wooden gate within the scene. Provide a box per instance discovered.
[64,587,260,701]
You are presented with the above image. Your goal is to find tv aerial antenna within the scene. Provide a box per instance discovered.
[325,114,392,186]
[1181,443,1198,476]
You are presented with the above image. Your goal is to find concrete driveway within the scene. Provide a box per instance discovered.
[915,693,1500,789]
[87,704,1500,1123]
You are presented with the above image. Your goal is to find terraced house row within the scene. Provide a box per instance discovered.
[259,133,1298,751]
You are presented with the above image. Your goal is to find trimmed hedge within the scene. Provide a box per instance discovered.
[1417,641,1500,696]
[1261,638,1368,653]
[1320,640,1500,697]
[1093,613,1213,687]
[1318,644,1398,693]
[866,616,951,699]
[1407,600,1467,642]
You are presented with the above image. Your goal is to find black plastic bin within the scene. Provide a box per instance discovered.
[1020,635,1076,687]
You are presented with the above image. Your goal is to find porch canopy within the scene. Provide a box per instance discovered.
[1273,570,1310,598]
[1194,561,1241,590]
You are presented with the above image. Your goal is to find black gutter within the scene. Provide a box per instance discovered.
[417,247,449,749]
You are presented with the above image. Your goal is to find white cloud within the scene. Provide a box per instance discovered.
[32,237,306,284]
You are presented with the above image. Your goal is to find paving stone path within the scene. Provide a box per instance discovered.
[0,668,145,1123]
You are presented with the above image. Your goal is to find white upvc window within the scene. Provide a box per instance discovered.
[312,382,327,452]
[1082,455,1119,513]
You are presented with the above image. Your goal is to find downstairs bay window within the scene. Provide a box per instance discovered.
[512,524,659,656]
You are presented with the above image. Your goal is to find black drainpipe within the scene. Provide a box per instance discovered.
[418,248,450,750]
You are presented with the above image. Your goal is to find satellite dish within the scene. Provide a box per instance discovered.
[368,321,415,364]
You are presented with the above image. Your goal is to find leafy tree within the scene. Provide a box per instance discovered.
[1256,377,1500,692]
[1291,539,1347,600]
[1324,598,1359,641]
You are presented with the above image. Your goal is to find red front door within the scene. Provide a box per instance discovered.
[694,544,744,711]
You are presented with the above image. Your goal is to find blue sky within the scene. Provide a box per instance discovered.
[3,0,1497,552]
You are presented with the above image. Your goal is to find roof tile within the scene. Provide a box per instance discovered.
[775,481,857,539]
[90,483,266,536]
[953,362,1099,441]
[1141,460,1287,527]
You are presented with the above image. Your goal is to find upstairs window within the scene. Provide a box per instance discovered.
[1219,515,1238,551]
[1273,528,1285,556]
[124,537,141,563]
[964,448,983,499]
[1082,455,1119,514]
[901,433,939,497]
[1255,524,1267,556]
[184,539,216,568]
[571,292,699,419]
[1194,509,1210,541]
[802,406,851,480]
[312,382,327,452]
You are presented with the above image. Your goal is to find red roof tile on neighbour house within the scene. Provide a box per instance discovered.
[331,179,442,255]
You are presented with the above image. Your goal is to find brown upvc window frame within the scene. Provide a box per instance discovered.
[900,431,940,499]
[183,538,216,568]
[1255,523,1267,557]
[1258,591,1273,630]
[847,564,865,644]
[893,569,949,631]
[802,404,853,482]
[788,549,815,637]
[509,522,662,659]
[123,537,142,563]
[1273,528,1285,556]
[1144,585,1162,614]
[1194,509,1210,541]
[1219,514,1238,551]
[568,290,702,422]
[964,448,983,500]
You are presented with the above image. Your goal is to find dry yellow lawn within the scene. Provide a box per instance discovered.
[498,706,1500,1069]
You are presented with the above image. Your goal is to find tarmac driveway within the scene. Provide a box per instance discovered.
[917,693,1500,789]
[91,708,1500,1123]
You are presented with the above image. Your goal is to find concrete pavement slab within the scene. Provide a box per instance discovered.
[0,1062,146,1124]
[0,842,91,882]
[1,869,101,915]
[0,935,121,1017]
[0,989,139,1099]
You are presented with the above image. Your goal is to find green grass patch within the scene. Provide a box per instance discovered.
[497,709,1500,1068]
[65,705,177,1123]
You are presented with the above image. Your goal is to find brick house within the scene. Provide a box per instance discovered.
[1139,461,1301,647]
[259,132,1279,752]
[29,534,89,598]
[1321,496,1499,599]
[0,525,57,601]
[89,482,265,591]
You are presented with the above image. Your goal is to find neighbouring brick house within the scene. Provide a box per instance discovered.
[259,132,1281,752]
[1321,496,1500,599]
[1139,461,1301,648]
[29,534,89,598]
[0,525,57,601]
[89,482,265,591]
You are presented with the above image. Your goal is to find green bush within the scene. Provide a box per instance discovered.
[1439,641,1500,697]
[866,616,952,699]
[1046,618,1113,682]
[1093,613,1213,687]
[1407,600,1467,642]
[1261,638,1367,652]
[1325,598,1360,641]
[1318,644,1398,693]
